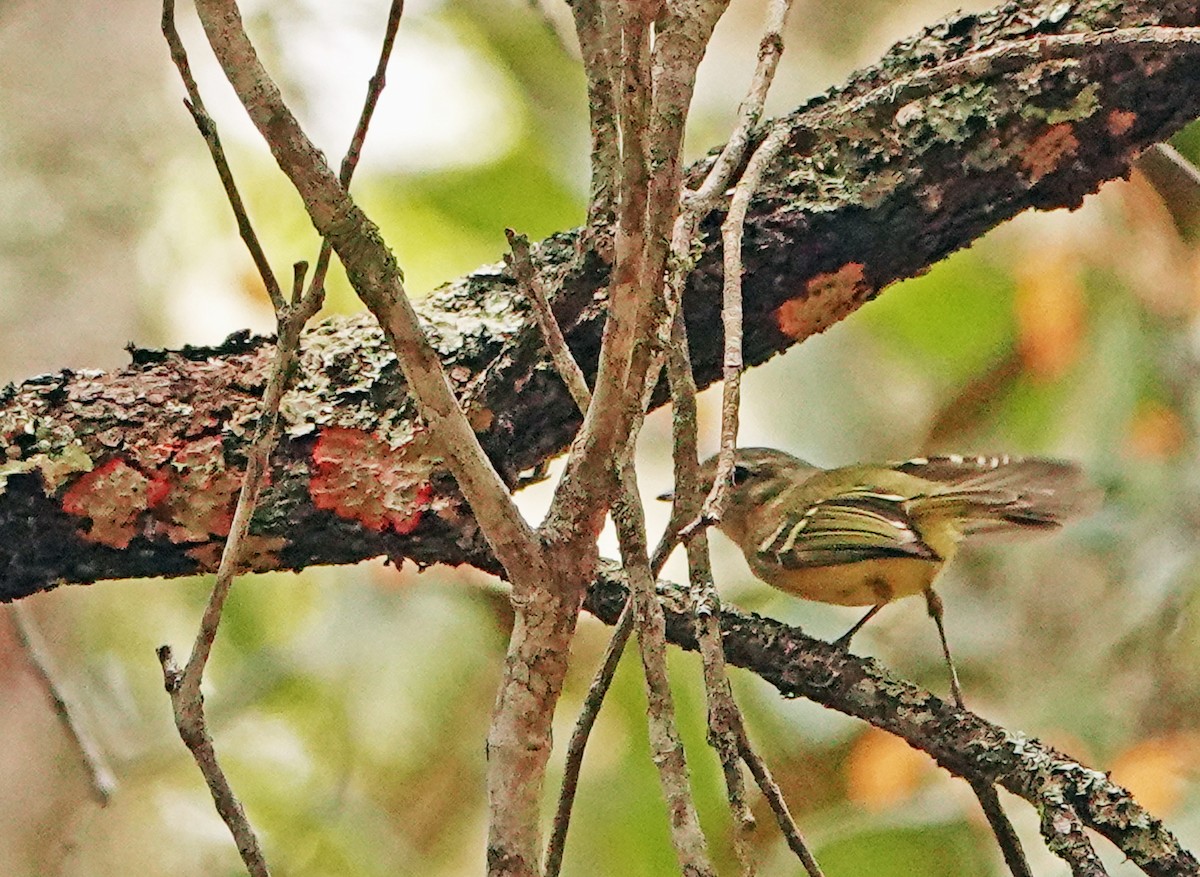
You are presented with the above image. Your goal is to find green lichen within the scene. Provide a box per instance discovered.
[1022,80,1101,125]
[0,440,94,494]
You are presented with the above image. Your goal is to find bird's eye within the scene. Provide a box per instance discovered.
[731,464,752,486]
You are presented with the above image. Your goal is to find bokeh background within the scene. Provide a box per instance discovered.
[2,0,1199,875]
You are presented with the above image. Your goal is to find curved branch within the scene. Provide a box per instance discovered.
[582,568,1198,877]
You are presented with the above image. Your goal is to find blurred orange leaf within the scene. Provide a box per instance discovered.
[1108,733,1200,817]
[846,726,932,811]
[1014,250,1085,381]
[1124,400,1187,460]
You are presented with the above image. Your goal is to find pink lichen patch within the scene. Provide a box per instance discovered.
[1106,110,1137,137]
[151,435,246,543]
[1021,123,1079,183]
[309,426,436,534]
[775,263,869,340]
[60,458,155,549]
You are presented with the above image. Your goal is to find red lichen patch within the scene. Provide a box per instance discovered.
[1021,123,1079,183]
[309,426,437,534]
[151,435,247,543]
[60,458,155,549]
[1106,110,1137,137]
[775,263,869,340]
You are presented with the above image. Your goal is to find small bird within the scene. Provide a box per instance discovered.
[665,448,1100,706]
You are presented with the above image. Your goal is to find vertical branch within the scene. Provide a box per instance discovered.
[613,464,717,877]
[567,0,620,234]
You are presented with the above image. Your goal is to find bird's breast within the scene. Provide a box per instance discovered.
[747,556,944,606]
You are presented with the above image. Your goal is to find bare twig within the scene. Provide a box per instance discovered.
[664,309,822,876]
[505,230,591,415]
[737,732,825,876]
[664,312,760,876]
[9,603,116,806]
[614,462,716,877]
[969,778,1034,877]
[161,0,282,310]
[544,601,633,877]
[681,122,791,542]
[304,0,404,304]
[684,0,794,212]
[158,3,408,871]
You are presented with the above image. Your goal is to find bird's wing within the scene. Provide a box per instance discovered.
[890,455,1101,537]
[754,489,941,569]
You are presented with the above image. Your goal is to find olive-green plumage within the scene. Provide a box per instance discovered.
[683,448,1100,703]
[701,448,1097,607]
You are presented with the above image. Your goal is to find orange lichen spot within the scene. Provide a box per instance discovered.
[775,263,868,340]
[1014,251,1085,381]
[1106,109,1137,137]
[1109,734,1200,817]
[61,458,154,549]
[309,426,436,534]
[1021,123,1080,183]
[845,726,932,811]
[1125,400,1187,460]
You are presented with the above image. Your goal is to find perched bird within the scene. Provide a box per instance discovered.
[665,448,1100,706]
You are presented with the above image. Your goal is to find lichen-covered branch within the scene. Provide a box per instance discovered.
[582,569,1199,877]
[3,0,1200,601]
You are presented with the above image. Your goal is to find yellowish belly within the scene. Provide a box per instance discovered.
[747,557,944,606]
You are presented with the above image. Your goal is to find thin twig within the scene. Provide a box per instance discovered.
[684,0,795,213]
[158,2,406,871]
[969,777,1034,877]
[505,229,591,414]
[544,601,633,877]
[9,603,117,806]
[614,462,716,877]
[161,0,282,311]
[304,0,404,304]
[688,122,790,537]
[737,732,825,876]
[665,312,759,876]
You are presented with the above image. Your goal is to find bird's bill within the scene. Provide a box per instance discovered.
[656,489,674,502]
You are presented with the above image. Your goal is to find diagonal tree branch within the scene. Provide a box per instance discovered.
[3,0,1199,602]
[582,569,1199,877]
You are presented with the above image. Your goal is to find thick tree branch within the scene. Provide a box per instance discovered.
[3,0,1198,601]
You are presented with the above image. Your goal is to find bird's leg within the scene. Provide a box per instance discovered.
[833,604,884,649]
[924,587,964,708]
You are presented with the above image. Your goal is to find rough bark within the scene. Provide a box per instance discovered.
[3,0,1199,601]
[584,567,1200,877]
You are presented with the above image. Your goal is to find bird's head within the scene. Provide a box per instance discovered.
[658,448,819,528]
